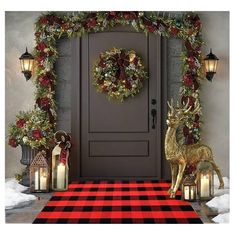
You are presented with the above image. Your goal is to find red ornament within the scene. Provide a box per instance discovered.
[125,81,132,90]
[188,57,196,69]
[37,97,51,110]
[123,12,137,20]
[112,87,118,92]
[35,32,41,37]
[132,57,138,66]
[186,134,195,145]
[194,20,201,29]
[119,67,126,80]
[32,129,43,140]
[170,26,180,37]
[8,137,18,148]
[183,74,193,87]
[87,18,97,28]
[107,12,120,20]
[147,25,157,33]
[36,42,46,52]
[183,126,190,136]
[38,72,54,87]
[16,119,26,128]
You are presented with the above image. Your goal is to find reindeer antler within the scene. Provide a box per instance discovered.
[183,99,201,115]
[167,98,175,115]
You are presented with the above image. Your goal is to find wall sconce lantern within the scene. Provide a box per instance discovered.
[204,49,219,82]
[182,174,197,202]
[29,150,50,193]
[19,47,34,81]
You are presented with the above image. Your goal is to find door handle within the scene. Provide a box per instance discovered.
[151,109,157,129]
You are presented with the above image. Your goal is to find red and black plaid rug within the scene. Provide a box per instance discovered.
[33,180,202,224]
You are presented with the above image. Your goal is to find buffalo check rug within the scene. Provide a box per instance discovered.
[33,180,202,224]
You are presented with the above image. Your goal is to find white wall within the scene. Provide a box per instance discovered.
[5,11,230,177]
[200,12,229,177]
[5,12,41,177]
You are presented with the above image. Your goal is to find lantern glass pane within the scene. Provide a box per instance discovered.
[21,58,34,72]
[39,167,48,190]
[52,154,68,191]
[184,186,189,200]
[205,59,217,73]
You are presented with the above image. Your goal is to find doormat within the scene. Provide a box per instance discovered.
[33,180,202,224]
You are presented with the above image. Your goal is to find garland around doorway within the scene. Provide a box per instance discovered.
[8,11,203,149]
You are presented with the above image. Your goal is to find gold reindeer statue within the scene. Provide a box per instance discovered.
[165,99,224,198]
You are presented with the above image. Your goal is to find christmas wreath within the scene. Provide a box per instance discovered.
[93,48,148,102]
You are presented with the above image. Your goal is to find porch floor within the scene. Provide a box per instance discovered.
[5,193,218,224]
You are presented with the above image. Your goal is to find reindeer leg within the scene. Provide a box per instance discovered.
[168,163,178,193]
[170,161,186,198]
[210,160,224,189]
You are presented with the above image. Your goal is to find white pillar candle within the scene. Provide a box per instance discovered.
[35,170,39,190]
[184,186,189,200]
[200,175,210,197]
[57,163,65,189]
[190,187,195,199]
[40,176,47,190]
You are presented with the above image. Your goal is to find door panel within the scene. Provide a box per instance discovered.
[76,26,161,178]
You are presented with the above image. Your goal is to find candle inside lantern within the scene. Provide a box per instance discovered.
[200,175,210,197]
[184,186,189,200]
[190,187,195,199]
[57,163,65,189]
[35,170,39,190]
[40,175,47,190]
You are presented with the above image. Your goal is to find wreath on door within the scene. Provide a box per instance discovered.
[93,47,148,102]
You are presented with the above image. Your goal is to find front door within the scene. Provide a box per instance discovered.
[71,26,162,178]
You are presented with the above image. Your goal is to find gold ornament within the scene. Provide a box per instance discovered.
[165,99,224,198]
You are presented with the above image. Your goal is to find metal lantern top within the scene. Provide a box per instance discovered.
[196,160,213,172]
[30,150,48,168]
[19,47,34,61]
[183,174,196,186]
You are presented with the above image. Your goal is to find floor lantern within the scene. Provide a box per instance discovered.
[196,161,214,201]
[182,174,197,202]
[51,131,71,191]
[29,150,50,192]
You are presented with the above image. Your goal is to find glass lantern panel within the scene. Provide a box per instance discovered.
[200,173,210,198]
[184,186,190,200]
[39,167,48,190]
[21,59,34,71]
[52,154,68,191]
[205,59,217,73]
[190,186,195,200]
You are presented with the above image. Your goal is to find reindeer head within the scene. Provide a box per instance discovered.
[166,99,201,128]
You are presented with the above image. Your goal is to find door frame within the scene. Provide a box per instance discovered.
[69,31,168,181]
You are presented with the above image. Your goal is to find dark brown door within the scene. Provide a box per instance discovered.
[71,26,161,178]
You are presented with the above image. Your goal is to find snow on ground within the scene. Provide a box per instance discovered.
[206,175,230,223]
[5,178,37,210]
[212,212,229,223]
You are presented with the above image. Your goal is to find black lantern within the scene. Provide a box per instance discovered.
[182,174,197,202]
[19,47,34,81]
[204,49,219,81]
